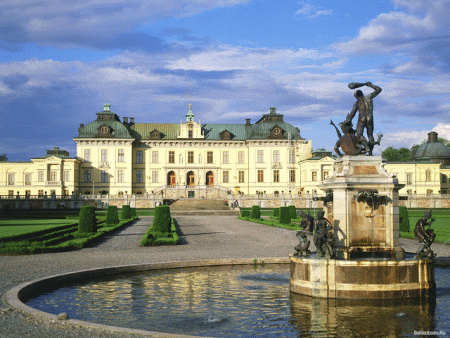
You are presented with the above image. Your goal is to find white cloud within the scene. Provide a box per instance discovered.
[295,3,332,19]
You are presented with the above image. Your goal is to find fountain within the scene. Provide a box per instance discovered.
[290,81,435,299]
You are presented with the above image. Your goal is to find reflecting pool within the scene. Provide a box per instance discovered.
[26,265,450,337]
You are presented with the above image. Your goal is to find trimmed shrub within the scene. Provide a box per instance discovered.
[130,207,137,218]
[152,205,171,233]
[279,206,291,224]
[250,205,261,219]
[120,205,131,219]
[288,205,297,219]
[272,208,280,218]
[106,206,119,225]
[399,206,410,232]
[78,205,97,233]
[241,209,251,217]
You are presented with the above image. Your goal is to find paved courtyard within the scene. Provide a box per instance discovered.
[0,215,448,337]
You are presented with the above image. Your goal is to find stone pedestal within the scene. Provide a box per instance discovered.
[290,255,435,299]
[290,155,436,299]
[321,156,404,259]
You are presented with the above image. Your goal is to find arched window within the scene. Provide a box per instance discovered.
[118,191,124,197]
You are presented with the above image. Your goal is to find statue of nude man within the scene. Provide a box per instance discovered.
[344,82,382,155]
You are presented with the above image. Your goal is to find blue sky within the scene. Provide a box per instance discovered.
[1,0,450,161]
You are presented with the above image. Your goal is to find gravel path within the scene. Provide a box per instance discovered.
[0,215,449,338]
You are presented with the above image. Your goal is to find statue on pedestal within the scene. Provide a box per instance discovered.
[414,210,436,259]
[294,232,311,257]
[314,211,335,258]
[332,82,383,156]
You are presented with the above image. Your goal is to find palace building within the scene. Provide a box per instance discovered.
[1,104,316,199]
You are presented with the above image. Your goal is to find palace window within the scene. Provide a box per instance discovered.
[188,130,193,138]
[84,170,91,183]
[407,173,413,185]
[136,150,143,164]
[223,151,229,164]
[63,171,69,182]
[25,190,31,196]
[238,151,245,164]
[207,151,213,164]
[223,171,229,183]
[441,174,447,184]
[322,171,329,180]
[152,171,159,183]
[118,149,125,162]
[290,170,296,183]
[101,170,108,183]
[136,170,143,183]
[425,170,432,182]
[152,151,159,164]
[101,149,108,163]
[84,149,91,162]
[257,150,264,163]
[169,151,175,164]
[38,171,44,182]
[188,151,194,164]
[50,171,57,181]
[7,174,15,185]
[25,174,32,185]
[289,149,295,163]
[8,190,14,197]
[38,190,44,197]
[117,170,124,183]
[273,150,280,163]
[273,170,280,183]
[258,170,264,183]
[239,171,245,183]
[312,171,317,182]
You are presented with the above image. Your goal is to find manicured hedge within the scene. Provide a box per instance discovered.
[152,205,171,232]
[279,206,291,224]
[106,206,119,225]
[130,207,137,219]
[288,205,297,219]
[241,209,251,217]
[120,205,131,219]
[399,206,410,232]
[78,205,97,234]
[272,208,280,218]
[250,205,261,219]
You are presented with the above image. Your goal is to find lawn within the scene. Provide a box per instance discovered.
[0,219,78,239]
[400,212,450,244]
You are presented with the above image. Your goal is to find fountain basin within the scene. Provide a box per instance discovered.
[290,255,435,299]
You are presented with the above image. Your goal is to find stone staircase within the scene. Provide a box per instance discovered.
[169,199,240,216]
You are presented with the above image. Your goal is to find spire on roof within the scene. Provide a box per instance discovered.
[186,103,195,122]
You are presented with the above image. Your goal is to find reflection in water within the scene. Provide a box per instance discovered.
[26,265,448,337]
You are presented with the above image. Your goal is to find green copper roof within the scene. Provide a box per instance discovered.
[131,123,180,140]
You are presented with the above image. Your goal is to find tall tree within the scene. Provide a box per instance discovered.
[0,154,7,161]
[381,147,412,162]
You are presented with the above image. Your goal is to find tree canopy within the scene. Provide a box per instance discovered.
[0,154,7,161]
[382,136,450,162]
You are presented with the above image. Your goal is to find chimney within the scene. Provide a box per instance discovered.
[270,107,276,114]
[246,118,251,125]
[123,117,128,124]
[130,117,135,124]
[428,131,438,143]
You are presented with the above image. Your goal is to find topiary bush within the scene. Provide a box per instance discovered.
[399,206,410,232]
[106,205,119,225]
[279,206,291,224]
[288,205,297,219]
[120,205,131,219]
[250,205,261,219]
[78,205,97,233]
[152,205,171,233]
[130,207,137,219]
[241,209,251,217]
[272,208,280,218]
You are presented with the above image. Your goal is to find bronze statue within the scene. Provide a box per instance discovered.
[294,232,311,257]
[344,82,382,155]
[313,211,335,258]
[414,210,436,259]
[298,211,314,234]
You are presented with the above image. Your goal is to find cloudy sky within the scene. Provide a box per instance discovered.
[1,0,449,161]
